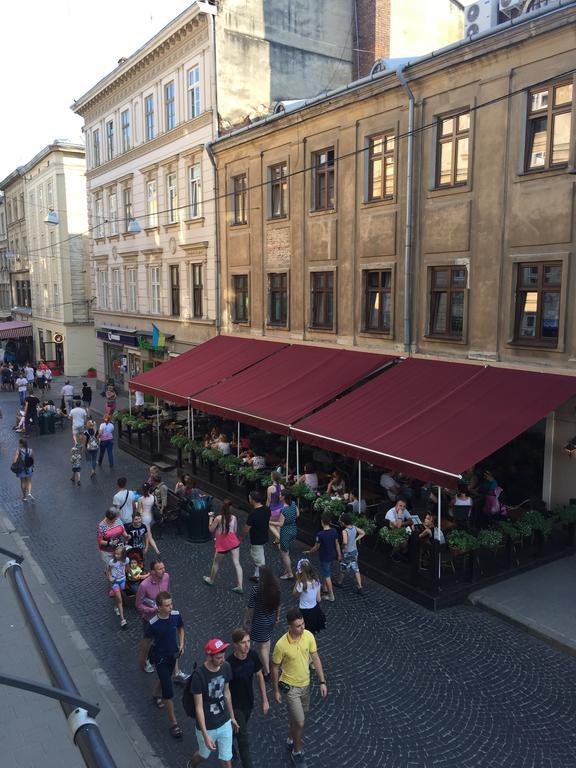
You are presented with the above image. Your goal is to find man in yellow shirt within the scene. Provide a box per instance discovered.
[271,608,327,767]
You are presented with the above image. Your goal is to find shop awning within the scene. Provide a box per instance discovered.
[190,345,395,435]
[128,335,287,403]
[291,358,576,486]
[0,321,32,340]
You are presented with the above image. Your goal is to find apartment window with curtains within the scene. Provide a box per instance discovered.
[149,265,161,314]
[53,283,59,314]
[108,192,118,235]
[111,268,121,311]
[166,173,178,224]
[269,163,288,218]
[312,148,335,210]
[232,174,248,224]
[525,81,572,171]
[126,267,138,312]
[514,262,561,346]
[435,112,470,187]
[121,109,131,152]
[191,263,203,318]
[429,266,466,338]
[98,269,109,309]
[145,94,155,141]
[363,270,391,333]
[268,272,288,326]
[122,186,133,232]
[92,129,101,167]
[165,81,176,131]
[106,120,114,160]
[187,66,201,119]
[310,271,334,329]
[368,134,395,201]
[231,274,249,323]
[188,163,201,218]
[170,265,180,316]
[146,180,158,227]
[94,197,104,238]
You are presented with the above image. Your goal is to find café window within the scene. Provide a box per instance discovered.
[268,272,288,326]
[368,134,395,201]
[231,274,249,323]
[363,269,391,333]
[310,271,334,330]
[514,262,561,346]
[429,266,466,338]
[435,112,470,187]
[525,81,572,171]
[312,148,335,211]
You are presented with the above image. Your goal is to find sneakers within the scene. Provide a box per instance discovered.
[27,494,35,501]
[144,660,155,674]
[231,586,244,594]
[355,586,363,595]
[120,619,128,629]
[173,670,191,684]
[114,606,120,615]
[286,738,294,750]
[249,575,259,583]
[202,576,214,586]
[291,752,307,766]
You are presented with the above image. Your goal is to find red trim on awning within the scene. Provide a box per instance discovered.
[291,358,576,486]
[0,321,32,340]
[190,345,395,435]
[128,336,288,403]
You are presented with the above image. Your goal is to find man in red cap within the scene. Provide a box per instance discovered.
[187,638,239,768]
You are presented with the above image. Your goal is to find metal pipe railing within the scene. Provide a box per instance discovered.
[1,547,117,768]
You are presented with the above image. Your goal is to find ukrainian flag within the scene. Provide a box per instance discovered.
[152,324,166,349]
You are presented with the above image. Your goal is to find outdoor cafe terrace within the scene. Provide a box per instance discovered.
[116,336,576,609]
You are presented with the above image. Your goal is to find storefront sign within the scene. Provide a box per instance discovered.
[108,332,121,341]
[53,333,64,343]
[96,330,140,347]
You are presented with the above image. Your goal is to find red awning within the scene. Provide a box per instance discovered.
[291,358,576,486]
[0,321,32,340]
[190,345,394,435]
[128,336,287,403]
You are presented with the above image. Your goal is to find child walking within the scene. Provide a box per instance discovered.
[336,513,366,594]
[304,512,341,602]
[70,443,83,486]
[293,558,325,634]
[108,545,129,629]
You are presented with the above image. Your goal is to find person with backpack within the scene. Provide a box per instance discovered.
[184,637,238,768]
[83,419,99,478]
[138,591,186,740]
[12,437,34,501]
[112,477,137,526]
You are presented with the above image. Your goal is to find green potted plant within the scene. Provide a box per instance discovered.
[477,529,504,549]
[313,494,346,518]
[86,367,97,378]
[447,529,479,555]
[379,526,409,549]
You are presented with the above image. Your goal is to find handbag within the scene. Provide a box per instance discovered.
[87,434,99,451]
[10,458,23,474]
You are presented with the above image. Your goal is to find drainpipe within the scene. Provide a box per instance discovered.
[205,6,221,333]
[396,66,415,355]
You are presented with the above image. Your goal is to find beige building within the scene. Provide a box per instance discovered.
[0,169,31,324]
[210,0,576,505]
[0,196,12,317]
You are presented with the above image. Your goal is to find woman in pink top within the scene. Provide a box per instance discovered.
[202,499,243,593]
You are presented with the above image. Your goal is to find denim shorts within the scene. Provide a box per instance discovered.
[340,551,359,573]
[319,559,333,579]
[195,720,233,761]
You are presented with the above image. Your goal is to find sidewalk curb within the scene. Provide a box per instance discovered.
[0,513,167,768]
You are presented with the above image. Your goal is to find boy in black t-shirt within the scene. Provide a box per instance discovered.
[125,511,160,563]
[189,638,238,767]
[227,628,269,768]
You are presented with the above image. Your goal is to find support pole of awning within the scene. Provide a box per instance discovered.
[285,435,290,482]
[358,460,362,513]
[191,406,195,441]
[296,441,300,480]
[437,485,442,581]
[155,398,160,453]
[128,389,132,417]
[237,422,241,458]
[187,399,191,439]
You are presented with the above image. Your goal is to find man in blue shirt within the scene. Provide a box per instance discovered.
[139,591,186,739]
[304,512,342,602]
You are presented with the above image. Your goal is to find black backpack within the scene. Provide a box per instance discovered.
[182,663,204,718]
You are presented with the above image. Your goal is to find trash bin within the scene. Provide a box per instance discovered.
[39,414,55,435]
[184,496,212,543]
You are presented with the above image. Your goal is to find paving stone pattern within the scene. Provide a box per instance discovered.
[1,388,575,768]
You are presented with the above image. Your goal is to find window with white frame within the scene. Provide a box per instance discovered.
[145,94,155,141]
[37,186,44,216]
[94,196,104,238]
[108,192,118,236]
[165,81,176,131]
[43,284,49,314]
[188,163,201,218]
[53,283,59,314]
[146,180,158,228]
[122,186,133,232]
[111,268,121,311]
[46,181,54,210]
[49,231,56,258]
[29,191,36,230]
[93,129,101,167]
[187,66,201,119]
[126,267,138,312]
[106,120,114,160]
[166,173,178,224]
[149,265,161,314]
[121,109,131,152]
[191,263,203,318]
[97,268,109,309]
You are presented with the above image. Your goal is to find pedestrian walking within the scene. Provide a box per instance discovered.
[107,545,129,629]
[202,499,243,593]
[61,380,74,415]
[97,414,114,468]
[44,366,52,390]
[125,511,160,563]
[36,366,45,392]
[24,363,35,392]
[293,559,325,635]
[271,608,328,767]
[227,628,269,768]
[15,372,28,406]
[266,472,285,543]
[335,513,365,594]
[97,507,129,568]
[139,591,185,740]
[239,491,270,583]
[81,381,92,413]
[243,566,281,678]
[83,419,99,478]
[70,442,83,486]
[68,400,87,445]
[137,483,156,528]
[187,638,238,768]
[112,476,137,525]
[12,437,34,501]
[134,389,145,413]
[105,384,117,415]
[269,491,299,580]
[304,512,342,602]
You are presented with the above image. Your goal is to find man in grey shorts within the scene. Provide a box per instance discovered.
[239,491,270,583]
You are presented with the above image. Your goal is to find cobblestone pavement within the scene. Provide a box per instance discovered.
[1,388,575,768]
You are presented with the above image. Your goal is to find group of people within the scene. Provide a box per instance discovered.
[2,361,53,396]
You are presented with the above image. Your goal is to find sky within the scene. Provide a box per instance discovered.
[0,0,192,182]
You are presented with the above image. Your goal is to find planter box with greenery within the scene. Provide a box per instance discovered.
[379,526,409,549]
[447,529,479,555]
[476,529,504,550]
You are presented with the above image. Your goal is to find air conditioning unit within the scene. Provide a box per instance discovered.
[465,0,498,37]
[499,0,524,15]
